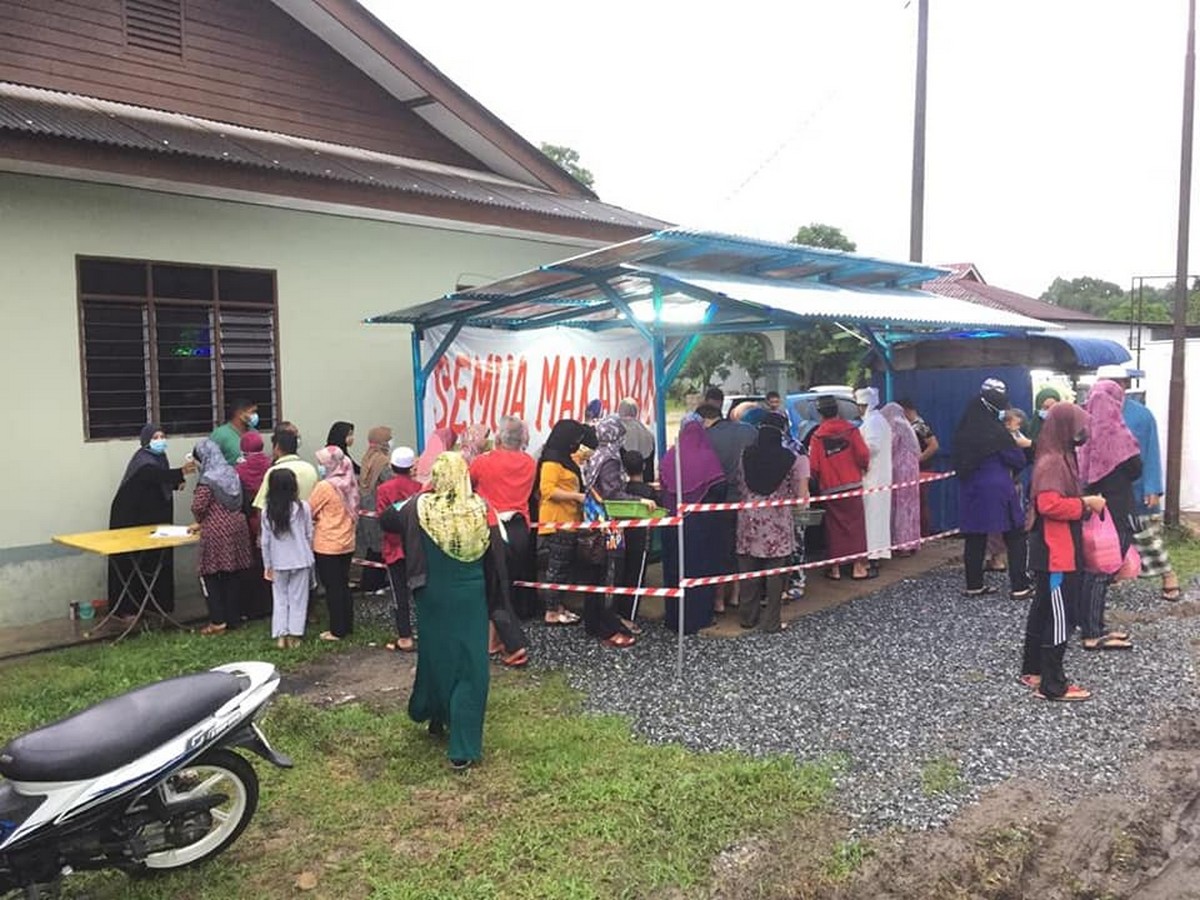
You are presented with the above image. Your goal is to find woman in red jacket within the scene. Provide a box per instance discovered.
[1020,403,1107,701]
[809,395,871,580]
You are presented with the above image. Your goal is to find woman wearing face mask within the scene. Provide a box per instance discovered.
[326,421,360,475]
[1020,402,1107,700]
[952,378,1033,599]
[107,423,197,618]
[312,445,360,640]
[1029,387,1062,444]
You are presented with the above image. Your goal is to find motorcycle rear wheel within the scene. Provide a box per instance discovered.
[139,748,259,871]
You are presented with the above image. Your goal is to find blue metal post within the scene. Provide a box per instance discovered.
[410,329,426,452]
[651,285,668,458]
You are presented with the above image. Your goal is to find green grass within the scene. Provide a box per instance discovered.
[1165,526,1200,582]
[1,623,837,899]
[822,838,873,881]
[919,756,964,798]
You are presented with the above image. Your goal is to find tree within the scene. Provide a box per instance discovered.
[1039,276,1127,317]
[677,335,733,396]
[791,223,856,252]
[539,143,595,190]
[786,224,864,387]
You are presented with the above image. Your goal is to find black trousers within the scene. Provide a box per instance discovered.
[1021,571,1078,698]
[315,552,354,637]
[1079,571,1112,640]
[964,529,1030,593]
[484,526,527,653]
[385,559,413,639]
[202,570,242,627]
[539,532,577,612]
[503,515,538,620]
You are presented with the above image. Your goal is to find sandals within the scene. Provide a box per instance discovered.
[962,586,999,597]
[387,639,415,653]
[1035,684,1092,702]
[1010,588,1034,601]
[319,631,341,642]
[501,648,529,667]
[1082,636,1133,651]
[602,633,636,648]
[544,610,581,626]
[1163,585,1183,601]
[199,623,227,636]
[620,618,644,636]
[1018,674,1041,689]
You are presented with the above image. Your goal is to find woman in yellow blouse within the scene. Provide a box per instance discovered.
[536,420,591,625]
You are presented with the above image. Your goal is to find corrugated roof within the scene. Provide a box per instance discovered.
[367,229,1057,336]
[0,82,666,231]
[924,263,1102,323]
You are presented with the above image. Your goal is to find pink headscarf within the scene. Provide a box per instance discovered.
[459,424,490,466]
[235,431,271,497]
[315,445,360,519]
[416,427,456,483]
[1077,380,1141,487]
[661,419,726,506]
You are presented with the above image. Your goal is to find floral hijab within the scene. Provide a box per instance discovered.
[417,452,490,563]
[582,415,626,490]
[315,445,360,520]
[194,438,243,511]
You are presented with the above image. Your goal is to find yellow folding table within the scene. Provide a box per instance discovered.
[52,525,199,642]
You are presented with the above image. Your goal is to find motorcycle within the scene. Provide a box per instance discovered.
[0,660,291,899]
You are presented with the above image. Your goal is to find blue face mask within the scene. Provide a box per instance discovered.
[1038,409,1049,420]
[247,412,260,429]
[148,438,168,455]
[997,409,1006,421]
[316,464,327,479]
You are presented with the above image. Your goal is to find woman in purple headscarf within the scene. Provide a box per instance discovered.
[1076,378,1143,651]
[660,417,728,633]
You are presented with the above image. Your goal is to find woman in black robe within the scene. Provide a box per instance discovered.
[107,423,191,615]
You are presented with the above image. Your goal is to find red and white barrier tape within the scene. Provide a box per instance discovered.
[678,471,956,513]
[512,580,683,598]
[530,516,683,532]
[678,529,961,588]
[352,557,389,570]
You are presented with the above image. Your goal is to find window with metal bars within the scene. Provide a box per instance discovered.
[124,0,184,55]
[78,258,278,440]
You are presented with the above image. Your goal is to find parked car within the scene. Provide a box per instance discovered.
[720,394,767,418]
[785,386,859,445]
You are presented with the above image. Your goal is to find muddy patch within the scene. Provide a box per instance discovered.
[818,714,1200,900]
[278,647,415,712]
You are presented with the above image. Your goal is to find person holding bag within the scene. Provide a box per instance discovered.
[1020,403,1107,701]
[1076,378,1143,651]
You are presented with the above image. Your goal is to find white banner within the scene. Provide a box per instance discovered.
[422,325,656,451]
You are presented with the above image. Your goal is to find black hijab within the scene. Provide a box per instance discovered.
[119,422,171,501]
[742,412,795,496]
[326,421,354,454]
[952,380,1014,477]
[540,420,587,480]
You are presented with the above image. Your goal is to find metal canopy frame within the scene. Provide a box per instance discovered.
[366,228,1056,452]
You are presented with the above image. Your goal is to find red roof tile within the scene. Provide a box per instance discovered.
[924,264,1102,323]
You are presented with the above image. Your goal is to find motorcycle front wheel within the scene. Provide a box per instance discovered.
[140,748,259,871]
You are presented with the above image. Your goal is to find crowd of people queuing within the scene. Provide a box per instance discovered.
[103,363,1179,765]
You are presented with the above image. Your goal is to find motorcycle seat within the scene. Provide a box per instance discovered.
[0,671,247,783]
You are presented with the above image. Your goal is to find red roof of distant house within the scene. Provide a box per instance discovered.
[924,263,1102,324]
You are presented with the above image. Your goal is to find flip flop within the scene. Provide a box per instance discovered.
[1035,684,1091,702]
[544,611,580,626]
[1018,674,1041,689]
[962,586,999,597]
[387,640,415,653]
[501,648,529,667]
[1010,588,1034,601]
[319,631,341,642]
[1163,587,1183,601]
[1082,636,1133,651]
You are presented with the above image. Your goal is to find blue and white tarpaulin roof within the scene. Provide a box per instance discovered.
[366,229,1058,336]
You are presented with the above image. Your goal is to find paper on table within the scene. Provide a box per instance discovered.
[151,526,192,538]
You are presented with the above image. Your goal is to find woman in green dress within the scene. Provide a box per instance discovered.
[380,451,492,771]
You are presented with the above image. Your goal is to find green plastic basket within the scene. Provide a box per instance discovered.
[604,500,667,519]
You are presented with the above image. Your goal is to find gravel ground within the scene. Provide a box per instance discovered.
[521,566,1200,831]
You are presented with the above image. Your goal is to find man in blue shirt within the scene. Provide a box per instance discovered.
[1095,364,1181,600]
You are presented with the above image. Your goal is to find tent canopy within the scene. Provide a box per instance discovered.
[365,229,1058,452]
[367,229,1057,337]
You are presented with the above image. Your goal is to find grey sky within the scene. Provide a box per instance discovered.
[364,0,1192,297]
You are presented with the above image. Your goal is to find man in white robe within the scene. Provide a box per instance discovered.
[856,387,893,562]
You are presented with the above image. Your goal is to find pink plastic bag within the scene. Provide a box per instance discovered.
[1115,544,1142,582]
[1082,510,1123,575]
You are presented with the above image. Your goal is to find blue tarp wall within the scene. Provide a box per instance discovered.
[878,365,1031,533]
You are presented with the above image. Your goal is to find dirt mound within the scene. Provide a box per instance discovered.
[278,647,415,712]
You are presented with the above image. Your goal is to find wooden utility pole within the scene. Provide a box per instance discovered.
[1167,0,1196,526]
[909,0,929,263]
